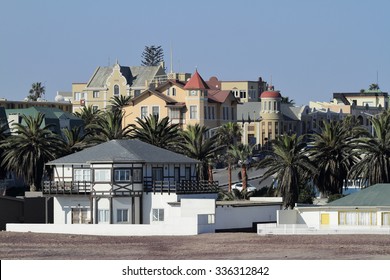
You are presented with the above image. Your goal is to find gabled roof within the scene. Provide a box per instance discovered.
[183,70,210,90]
[130,65,165,88]
[130,89,177,105]
[327,184,390,206]
[86,66,134,88]
[155,79,186,92]
[47,139,199,165]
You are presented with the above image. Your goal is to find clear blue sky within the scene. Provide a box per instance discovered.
[1,0,389,105]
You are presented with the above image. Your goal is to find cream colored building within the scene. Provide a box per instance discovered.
[71,61,167,113]
[123,70,239,130]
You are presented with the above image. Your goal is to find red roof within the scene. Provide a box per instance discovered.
[206,76,221,89]
[208,90,231,103]
[260,90,282,98]
[183,70,210,90]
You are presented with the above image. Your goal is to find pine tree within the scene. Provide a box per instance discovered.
[141,45,164,66]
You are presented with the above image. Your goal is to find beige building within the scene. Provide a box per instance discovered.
[238,86,344,148]
[310,89,389,134]
[123,70,239,130]
[71,61,167,113]
[206,76,267,103]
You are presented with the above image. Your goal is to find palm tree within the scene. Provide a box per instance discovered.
[28,82,45,101]
[281,96,295,105]
[227,144,253,191]
[73,105,102,129]
[308,119,366,196]
[178,124,221,181]
[110,95,132,112]
[216,122,243,191]
[257,134,315,209]
[87,110,132,143]
[350,111,390,185]
[0,113,66,191]
[61,126,90,154]
[130,115,180,150]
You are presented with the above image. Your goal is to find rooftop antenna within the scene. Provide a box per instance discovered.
[170,43,173,73]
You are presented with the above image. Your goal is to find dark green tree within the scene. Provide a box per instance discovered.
[110,95,132,112]
[0,113,65,191]
[130,115,180,150]
[178,124,222,181]
[227,144,253,191]
[141,45,164,66]
[27,82,45,101]
[257,134,315,209]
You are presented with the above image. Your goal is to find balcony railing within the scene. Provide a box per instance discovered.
[144,180,219,194]
[43,181,91,195]
[43,180,220,195]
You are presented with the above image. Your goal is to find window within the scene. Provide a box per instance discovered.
[382,213,390,226]
[92,105,99,113]
[72,208,89,224]
[152,167,163,181]
[141,106,148,119]
[98,209,109,223]
[133,169,142,182]
[74,169,91,181]
[134,90,141,97]
[114,169,131,182]
[339,211,377,226]
[94,169,111,182]
[208,214,215,224]
[114,85,120,95]
[117,209,129,223]
[169,108,180,119]
[210,107,215,119]
[152,106,159,118]
[93,91,99,98]
[190,90,197,96]
[190,106,197,119]
[74,92,85,101]
[240,90,247,99]
[172,88,176,96]
[231,108,235,120]
[204,106,208,120]
[152,209,164,221]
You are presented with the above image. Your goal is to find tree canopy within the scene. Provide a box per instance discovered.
[141,45,164,66]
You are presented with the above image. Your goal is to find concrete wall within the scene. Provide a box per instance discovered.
[215,204,279,231]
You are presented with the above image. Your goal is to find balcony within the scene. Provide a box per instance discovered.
[43,181,91,195]
[144,180,219,194]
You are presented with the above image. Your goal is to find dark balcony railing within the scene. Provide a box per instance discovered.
[43,181,91,195]
[144,180,219,194]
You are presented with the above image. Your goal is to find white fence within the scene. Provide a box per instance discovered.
[258,223,390,235]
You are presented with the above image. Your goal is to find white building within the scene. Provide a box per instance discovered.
[6,139,282,235]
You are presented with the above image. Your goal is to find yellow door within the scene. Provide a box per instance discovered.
[321,213,330,225]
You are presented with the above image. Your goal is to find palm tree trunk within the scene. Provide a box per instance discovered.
[228,162,232,192]
[208,164,213,182]
[242,165,247,190]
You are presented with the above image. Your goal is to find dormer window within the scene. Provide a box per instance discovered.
[114,85,120,95]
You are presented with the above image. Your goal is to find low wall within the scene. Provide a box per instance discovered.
[257,223,390,235]
[7,216,199,236]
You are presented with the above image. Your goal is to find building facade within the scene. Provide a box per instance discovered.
[71,61,167,113]
[122,70,240,130]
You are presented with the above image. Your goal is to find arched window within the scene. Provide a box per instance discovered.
[114,85,119,95]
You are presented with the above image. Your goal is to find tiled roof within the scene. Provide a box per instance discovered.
[206,76,221,89]
[183,70,210,90]
[47,139,199,165]
[327,184,390,206]
[208,90,232,103]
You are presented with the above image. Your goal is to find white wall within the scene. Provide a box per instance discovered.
[215,204,280,230]
[54,197,91,224]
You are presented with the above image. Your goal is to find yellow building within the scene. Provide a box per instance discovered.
[71,61,167,113]
[123,70,239,130]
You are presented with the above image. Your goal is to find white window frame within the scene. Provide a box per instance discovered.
[94,169,111,182]
[114,169,131,182]
[98,209,109,223]
[117,209,129,223]
[74,169,91,182]
[93,91,99,98]
[141,106,148,119]
[152,106,159,118]
[152,208,164,222]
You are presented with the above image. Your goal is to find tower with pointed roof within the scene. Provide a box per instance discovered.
[183,70,210,126]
